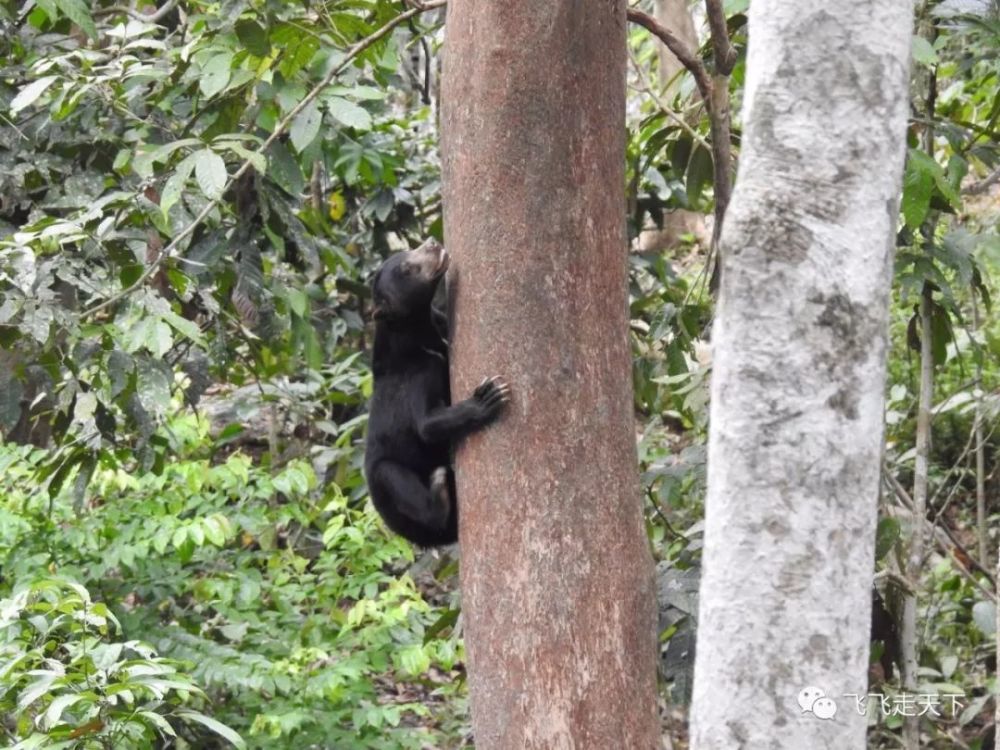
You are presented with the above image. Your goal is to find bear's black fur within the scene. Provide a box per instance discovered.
[364,240,510,546]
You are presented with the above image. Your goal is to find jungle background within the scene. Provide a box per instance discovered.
[1,0,999,747]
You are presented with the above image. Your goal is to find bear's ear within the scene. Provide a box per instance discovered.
[371,304,387,320]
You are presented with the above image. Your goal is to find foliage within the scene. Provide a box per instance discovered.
[0,576,243,749]
[0,0,440,476]
[0,408,465,748]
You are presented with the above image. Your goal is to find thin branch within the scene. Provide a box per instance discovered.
[704,0,737,74]
[965,165,1000,195]
[972,292,987,566]
[702,0,735,292]
[884,467,997,595]
[81,0,446,319]
[626,8,713,103]
[627,48,711,154]
[627,4,734,293]
[873,568,916,596]
[94,0,179,22]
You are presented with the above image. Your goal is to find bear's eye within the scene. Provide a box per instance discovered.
[398,261,414,275]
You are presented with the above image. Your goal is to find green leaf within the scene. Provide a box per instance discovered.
[153,528,170,554]
[43,693,84,730]
[194,149,228,200]
[135,357,172,414]
[218,141,267,174]
[138,710,177,738]
[395,644,430,676]
[267,141,304,196]
[218,621,248,641]
[288,289,308,317]
[53,0,96,38]
[874,517,900,561]
[160,307,204,345]
[74,391,97,422]
[236,20,270,56]
[911,36,938,66]
[200,53,234,99]
[123,317,151,354]
[901,155,933,229]
[202,516,226,546]
[148,320,173,358]
[11,76,59,114]
[290,99,323,152]
[34,0,57,20]
[972,601,996,636]
[277,36,319,79]
[273,466,309,495]
[327,97,372,131]
[909,149,960,210]
[18,675,57,712]
[685,145,713,205]
[172,526,188,549]
[189,521,204,546]
[161,152,198,217]
[133,138,201,178]
[176,710,246,749]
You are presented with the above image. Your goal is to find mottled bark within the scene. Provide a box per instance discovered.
[689,1,914,748]
[440,2,660,749]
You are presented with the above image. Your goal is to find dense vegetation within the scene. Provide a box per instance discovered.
[0,0,998,747]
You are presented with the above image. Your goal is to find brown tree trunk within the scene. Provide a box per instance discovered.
[440,2,660,749]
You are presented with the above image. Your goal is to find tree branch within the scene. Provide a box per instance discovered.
[627,48,711,154]
[94,0,179,22]
[626,8,713,103]
[966,165,1000,195]
[884,467,997,596]
[82,0,446,319]
[704,0,737,75]
[627,5,734,293]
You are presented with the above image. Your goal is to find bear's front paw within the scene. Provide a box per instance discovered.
[472,376,511,420]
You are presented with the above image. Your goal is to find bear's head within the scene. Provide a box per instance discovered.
[371,239,449,321]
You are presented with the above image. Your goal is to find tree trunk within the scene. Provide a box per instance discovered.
[440,3,660,749]
[655,0,699,98]
[689,2,914,748]
[902,283,934,749]
[974,293,987,565]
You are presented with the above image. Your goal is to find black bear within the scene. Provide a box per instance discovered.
[364,239,510,546]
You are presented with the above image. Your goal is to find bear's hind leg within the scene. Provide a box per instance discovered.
[368,461,456,546]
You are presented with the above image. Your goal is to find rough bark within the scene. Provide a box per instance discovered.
[689,1,914,748]
[440,2,660,749]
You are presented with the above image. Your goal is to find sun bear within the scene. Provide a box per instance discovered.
[364,239,510,546]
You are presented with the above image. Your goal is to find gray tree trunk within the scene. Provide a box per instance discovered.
[689,2,915,748]
[440,2,661,749]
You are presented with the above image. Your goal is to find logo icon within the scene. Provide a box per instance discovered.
[798,686,838,720]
